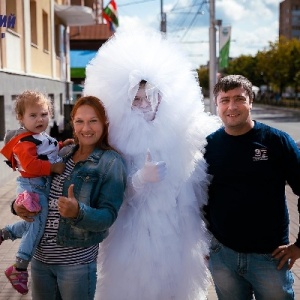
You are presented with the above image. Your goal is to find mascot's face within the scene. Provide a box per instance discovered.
[131,83,160,121]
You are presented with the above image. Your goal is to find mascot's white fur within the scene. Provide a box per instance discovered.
[84,26,220,300]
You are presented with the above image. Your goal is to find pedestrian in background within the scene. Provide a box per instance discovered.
[204,75,300,299]
[12,96,127,300]
[49,120,60,140]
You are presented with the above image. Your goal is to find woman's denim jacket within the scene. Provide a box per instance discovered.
[56,145,127,247]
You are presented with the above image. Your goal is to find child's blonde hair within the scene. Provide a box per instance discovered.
[15,90,53,123]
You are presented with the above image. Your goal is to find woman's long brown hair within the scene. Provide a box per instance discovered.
[70,96,117,151]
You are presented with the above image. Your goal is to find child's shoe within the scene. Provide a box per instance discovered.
[15,191,41,212]
[4,265,28,295]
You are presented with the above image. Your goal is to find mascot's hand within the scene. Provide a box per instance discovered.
[132,150,167,190]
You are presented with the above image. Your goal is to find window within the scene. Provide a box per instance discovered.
[5,0,18,34]
[43,10,49,51]
[30,0,37,45]
[55,23,60,57]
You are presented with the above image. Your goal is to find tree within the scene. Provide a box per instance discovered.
[256,37,300,94]
[197,66,209,96]
[224,55,263,87]
[196,37,300,98]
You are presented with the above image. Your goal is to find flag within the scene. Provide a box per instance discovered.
[102,0,119,32]
[219,26,231,69]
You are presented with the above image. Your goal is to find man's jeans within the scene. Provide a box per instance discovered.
[209,237,294,300]
[31,258,97,300]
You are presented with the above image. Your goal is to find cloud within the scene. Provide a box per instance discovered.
[116,0,281,68]
[217,0,247,22]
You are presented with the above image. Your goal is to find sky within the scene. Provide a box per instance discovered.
[110,0,282,69]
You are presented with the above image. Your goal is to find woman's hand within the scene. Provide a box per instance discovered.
[57,184,79,218]
[13,202,37,222]
[62,138,74,147]
[51,162,65,174]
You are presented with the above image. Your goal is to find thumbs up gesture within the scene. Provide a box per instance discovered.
[132,150,167,190]
[57,184,79,218]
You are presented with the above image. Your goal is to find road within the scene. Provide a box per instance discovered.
[204,100,300,141]
[251,104,300,141]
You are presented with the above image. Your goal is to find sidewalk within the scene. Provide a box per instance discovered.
[0,174,299,299]
[0,173,33,300]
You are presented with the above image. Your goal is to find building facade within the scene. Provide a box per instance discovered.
[0,0,98,141]
[70,24,112,100]
[279,0,300,39]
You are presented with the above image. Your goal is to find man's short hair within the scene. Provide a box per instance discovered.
[213,75,254,102]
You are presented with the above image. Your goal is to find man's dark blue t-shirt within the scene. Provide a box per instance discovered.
[204,121,300,253]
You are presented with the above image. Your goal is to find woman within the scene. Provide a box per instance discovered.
[13,96,127,300]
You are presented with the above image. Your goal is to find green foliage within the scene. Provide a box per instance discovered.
[197,66,209,95]
[225,55,263,87]
[196,37,300,94]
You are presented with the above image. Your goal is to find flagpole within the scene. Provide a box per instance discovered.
[96,0,103,24]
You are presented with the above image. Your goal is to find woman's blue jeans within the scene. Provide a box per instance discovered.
[31,258,97,300]
[209,237,295,300]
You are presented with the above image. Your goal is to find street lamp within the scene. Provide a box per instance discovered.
[160,0,166,33]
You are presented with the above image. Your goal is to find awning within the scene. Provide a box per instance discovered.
[54,4,96,26]
[70,50,97,67]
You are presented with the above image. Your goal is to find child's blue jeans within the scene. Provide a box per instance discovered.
[5,176,51,261]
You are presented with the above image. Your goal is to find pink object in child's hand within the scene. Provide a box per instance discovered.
[15,191,41,212]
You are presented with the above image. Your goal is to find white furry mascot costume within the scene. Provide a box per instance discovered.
[84,26,220,300]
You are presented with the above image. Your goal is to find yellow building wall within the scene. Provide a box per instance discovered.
[31,46,52,75]
[56,57,61,78]
[30,0,53,77]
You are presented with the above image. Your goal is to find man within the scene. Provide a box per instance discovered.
[204,74,300,299]
[84,26,220,300]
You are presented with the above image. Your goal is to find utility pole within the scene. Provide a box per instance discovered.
[209,0,216,114]
[160,0,166,33]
